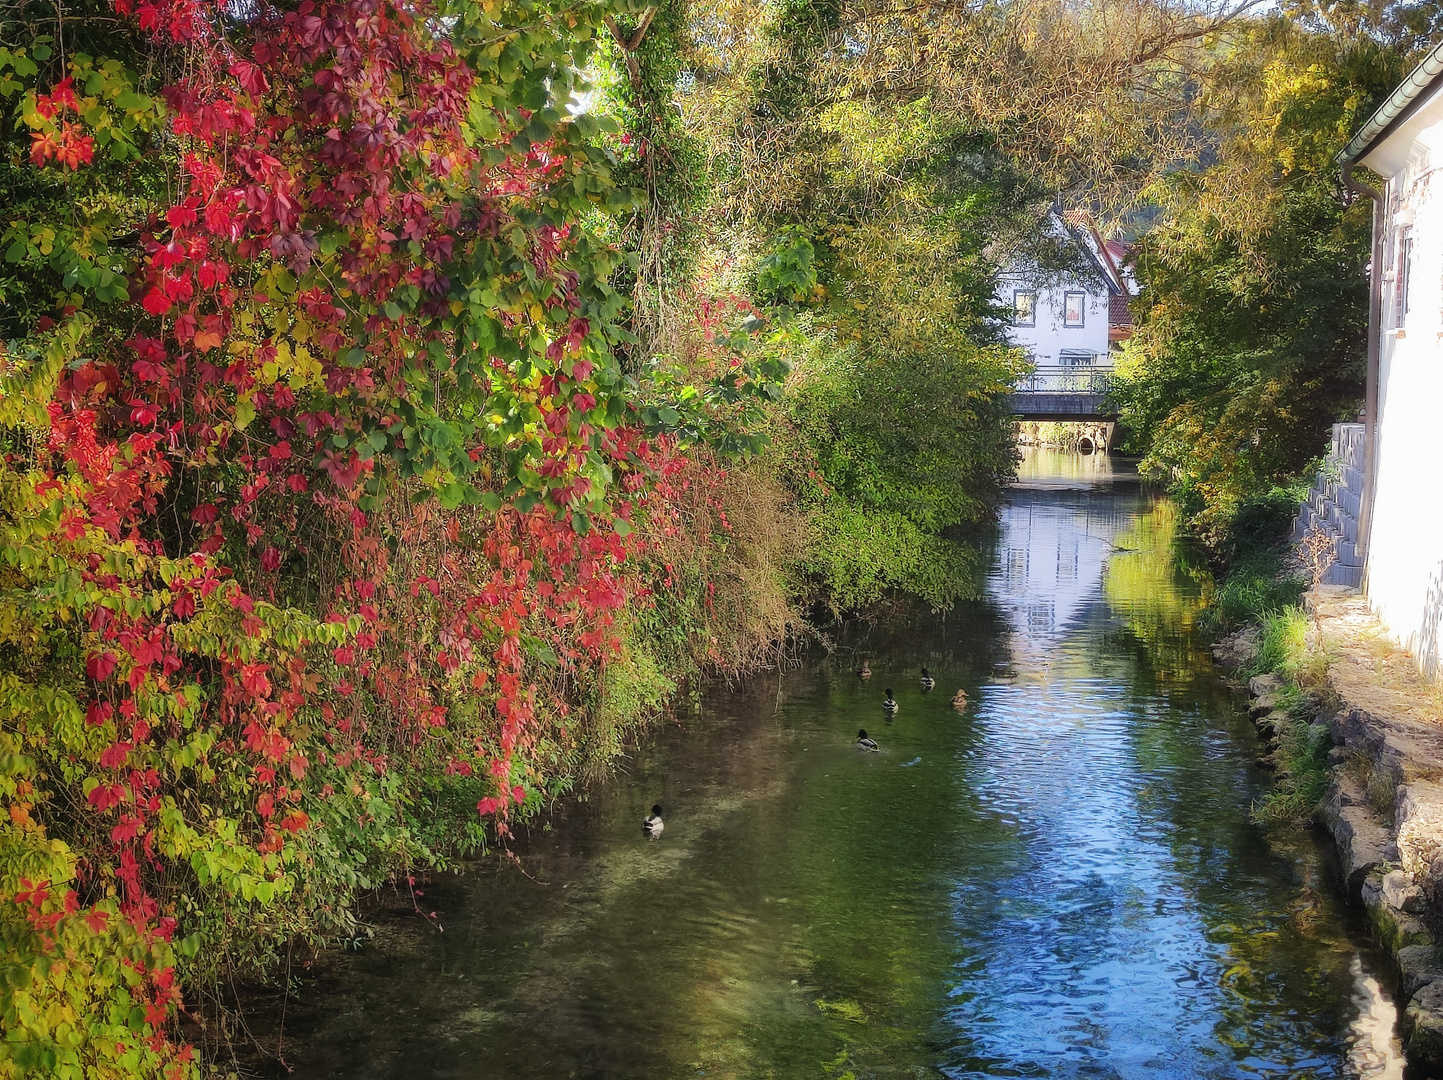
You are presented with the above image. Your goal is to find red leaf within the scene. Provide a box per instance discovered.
[99,742,133,768]
[141,288,172,316]
[86,651,117,681]
[132,356,170,384]
[110,814,143,843]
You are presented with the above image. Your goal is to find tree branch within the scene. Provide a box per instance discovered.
[605,7,658,90]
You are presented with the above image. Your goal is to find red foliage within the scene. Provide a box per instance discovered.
[6,0,693,1068]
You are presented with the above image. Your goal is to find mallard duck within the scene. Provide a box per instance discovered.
[856,660,872,679]
[882,689,899,715]
[856,728,879,752]
[951,689,968,711]
[642,804,664,838]
[920,667,936,692]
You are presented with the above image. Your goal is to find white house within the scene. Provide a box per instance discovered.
[1337,40,1443,680]
[998,212,1134,368]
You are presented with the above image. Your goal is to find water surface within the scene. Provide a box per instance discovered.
[270,451,1406,1079]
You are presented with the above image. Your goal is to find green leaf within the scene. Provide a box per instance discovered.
[233,398,256,430]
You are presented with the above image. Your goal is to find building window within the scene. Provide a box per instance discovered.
[1013,290,1037,327]
[1395,227,1412,329]
[1063,291,1086,327]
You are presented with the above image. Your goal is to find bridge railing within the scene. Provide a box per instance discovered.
[1012,365,1114,394]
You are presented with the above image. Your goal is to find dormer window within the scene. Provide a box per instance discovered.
[1063,291,1086,328]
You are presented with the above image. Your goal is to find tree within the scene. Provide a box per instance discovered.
[1110,7,1433,553]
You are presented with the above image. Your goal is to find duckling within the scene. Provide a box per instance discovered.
[882,688,899,715]
[856,728,879,752]
[856,659,872,680]
[951,688,968,711]
[920,667,936,692]
[642,804,664,838]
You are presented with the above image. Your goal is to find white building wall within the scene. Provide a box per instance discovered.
[999,279,1111,365]
[1362,104,1443,681]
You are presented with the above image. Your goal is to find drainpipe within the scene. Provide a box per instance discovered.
[1341,160,1383,572]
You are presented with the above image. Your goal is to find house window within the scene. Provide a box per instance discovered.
[1063,291,1086,327]
[1395,227,1412,329]
[1013,290,1037,327]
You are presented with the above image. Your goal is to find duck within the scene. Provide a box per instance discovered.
[856,728,879,752]
[642,804,664,838]
[920,667,936,692]
[856,660,872,679]
[882,689,899,715]
[951,688,968,711]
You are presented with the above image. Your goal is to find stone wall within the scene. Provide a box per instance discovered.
[1292,422,1366,589]
[1229,587,1443,1064]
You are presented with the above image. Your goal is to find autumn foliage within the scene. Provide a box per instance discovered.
[0,0,733,1072]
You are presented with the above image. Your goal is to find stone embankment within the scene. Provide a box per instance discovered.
[1218,585,1443,1062]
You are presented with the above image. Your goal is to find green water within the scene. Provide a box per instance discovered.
[266,452,1406,1079]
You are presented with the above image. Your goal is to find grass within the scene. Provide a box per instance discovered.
[1252,695,1332,826]
[1239,607,1335,825]
[1204,549,1307,635]
[1247,607,1309,678]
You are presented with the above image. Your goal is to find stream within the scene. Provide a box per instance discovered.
[266,450,1409,1079]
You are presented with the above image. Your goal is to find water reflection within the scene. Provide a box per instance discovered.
[259,451,1406,1080]
[991,479,1134,671]
[1348,959,1407,1079]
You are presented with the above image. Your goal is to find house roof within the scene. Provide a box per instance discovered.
[1338,38,1443,167]
[1059,210,1127,297]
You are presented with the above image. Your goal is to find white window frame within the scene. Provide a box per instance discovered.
[1013,289,1037,327]
[1063,291,1086,328]
[1395,227,1412,329]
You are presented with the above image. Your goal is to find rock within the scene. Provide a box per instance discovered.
[1407,980,1443,1064]
[1255,710,1289,738]
[1320,784,1399,898]
[1327,746,1350,767]
[1397,780,1443,884]
[1362,873,1383,908]
[1383,869,1429,914]
[1328,703,1443,789]
[1249,694,1279,720]
[1249,673,1284,697]
[1212,628,1260,670]
[1307,722,1332,748]
[1398,944,1443,997]
[1363,879,1432,951]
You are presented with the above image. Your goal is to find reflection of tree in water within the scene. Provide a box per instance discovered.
[1101,498,1216,687]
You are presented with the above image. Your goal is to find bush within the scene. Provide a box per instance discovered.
[1220,482,1313,566]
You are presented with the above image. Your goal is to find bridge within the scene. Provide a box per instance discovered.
[1007,365,1118,421]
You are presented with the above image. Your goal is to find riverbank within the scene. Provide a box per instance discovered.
[226,454,1403,1079]
[1218,584,1443,1064]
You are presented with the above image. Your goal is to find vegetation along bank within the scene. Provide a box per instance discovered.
[2,0,1441,1075]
